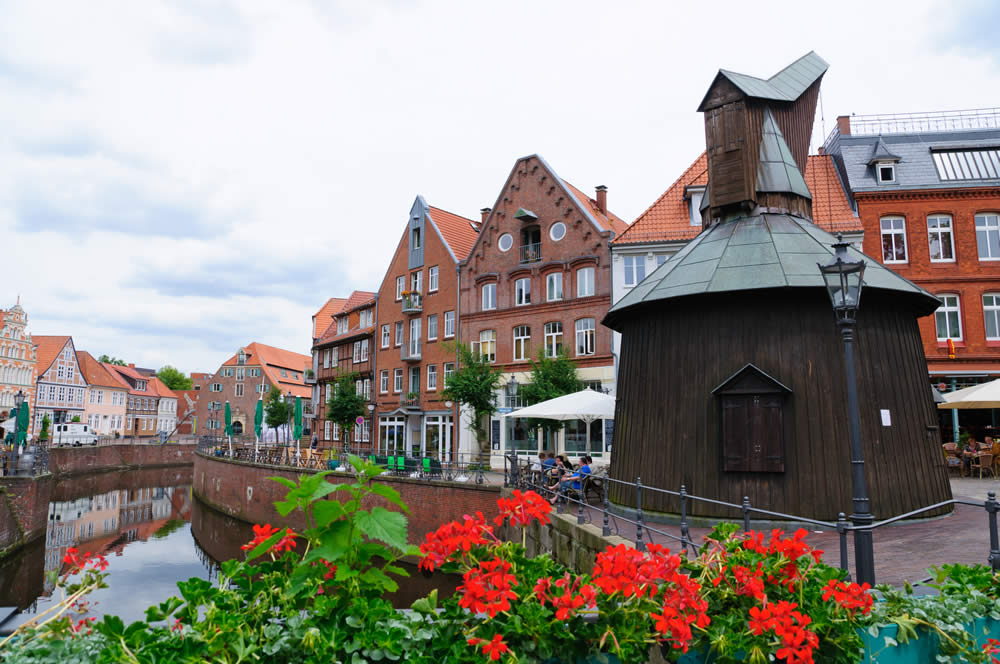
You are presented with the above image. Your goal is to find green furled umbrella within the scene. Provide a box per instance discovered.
[224,401,233,437]
[293,397,302,441]
[254,398,263,440]
[16,402,29,446]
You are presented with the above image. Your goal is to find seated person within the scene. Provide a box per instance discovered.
[962,440,978,474]
[541,452,556,472]
[549,455,592,504]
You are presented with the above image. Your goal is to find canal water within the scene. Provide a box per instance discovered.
[0,466,453,633]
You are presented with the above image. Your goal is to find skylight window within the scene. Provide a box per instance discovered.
[932,149,1000,181]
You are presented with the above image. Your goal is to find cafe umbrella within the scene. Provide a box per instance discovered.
[294,396,303,461]
[254,397,264,458]
[16,401,29,453]
[224,401,233,457]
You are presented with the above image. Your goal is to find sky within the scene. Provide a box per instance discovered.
[2,0,999,375]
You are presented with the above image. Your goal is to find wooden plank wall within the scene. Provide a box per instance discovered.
[609,289,952,521]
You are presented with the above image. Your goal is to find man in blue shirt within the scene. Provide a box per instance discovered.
[551,455,591,504]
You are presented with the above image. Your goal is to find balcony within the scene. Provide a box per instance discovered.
[400,394,420,410]
[305,371,316,385]
[401,340,422,362]
[401,292,422,314]
[519,242,542,264]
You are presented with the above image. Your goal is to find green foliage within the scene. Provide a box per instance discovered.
[519,349,584,433]
[156,365,193,391]
[264,385,290,438]
[441,342,501,455]
[325,373,367,445]
[97,355,126,366]
[38,416,50,442]
[70,416,81,423]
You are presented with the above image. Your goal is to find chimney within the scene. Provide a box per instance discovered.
[837,115,851,136]
[817,146,825,155]
[128,363,135,369]
[480,207,491,223]
[595,185,608,213]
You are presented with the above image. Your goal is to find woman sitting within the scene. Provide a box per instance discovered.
[548,455,592,504]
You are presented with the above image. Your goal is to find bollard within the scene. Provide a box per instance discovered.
[602,477,611,537]
[635,477,645,552]
[988,492,1000,573]
[837,512,850,579]
[679,484,690,552]
[742,496,751,532]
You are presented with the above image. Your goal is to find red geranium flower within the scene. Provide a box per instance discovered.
[494,489,551,527]
[468,634,510,661]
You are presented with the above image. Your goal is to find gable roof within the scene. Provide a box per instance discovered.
[867,136,901,165]
[33,335,73,377]
[147,377,176,400]
[339,290,376,314]
[77,351,127,390]
[428,206,478,261]
[312,297,347,339]
[614,152,860,246]
[106,363,156,396]
[101,363,133,391]
[221,342,311,398]
[698,51,829,111]
[316,290,377,346]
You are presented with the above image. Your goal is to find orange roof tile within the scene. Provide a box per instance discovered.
[428,206,479,261]
[221,342,311,399]
[147,377,176,400]
[106,364,156,396]
[312,297,347,339]
[77,351,127,390]
[562,180,630,236]
[32,335,72,377]
[339,291,376,314]
[101,363,133,391]
[614,153,860,246]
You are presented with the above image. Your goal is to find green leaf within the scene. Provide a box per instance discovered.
[370,483,410,514]
[411,589,438,615]
[275,498,298,517]
[303,520,352,563]
[246,529,284,560]
[354,507,409,552]
[313,500,346,527]
[267,476,298,490]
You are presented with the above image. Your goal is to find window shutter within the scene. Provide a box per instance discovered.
[721,396,749,472]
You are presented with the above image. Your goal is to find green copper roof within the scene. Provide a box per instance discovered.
[603,214,939,330]
[757,109,811,199]
[698,52,829,111]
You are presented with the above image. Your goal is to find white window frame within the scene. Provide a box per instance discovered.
[381,324,390,349]
[575,318,596,356]
[428,266,439,292]
[396,276,405,300]
[546,272,563,302]
[478,330,496,363]
[380,370,389,393]
[513,325,530,362]
[482,283,497,310]
[577,267,595,297]
[353,342,362,363]
[444,311,455,338]
[976,213,1000,261]
[427,314,438,341]
[444,363,454,385]
[393,369,403,393]
[235,384,244,397]
[935,294,963,341]
[411,271,422,294]
[427,365,437,391]
[544,322,563,358]
[880,217,908,264]
[361,338,369,362]
[623,255,646,287]
[876,161,896,184]
[395,322,404,346]
[984,294,1000,341]
[927,215,955,263]
[515,277,531,306]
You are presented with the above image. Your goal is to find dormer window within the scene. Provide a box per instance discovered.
[237,349,246,365]
[876,161,896,184]
[685,186,706,226]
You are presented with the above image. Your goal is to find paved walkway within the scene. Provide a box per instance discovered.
[568,477,998,587]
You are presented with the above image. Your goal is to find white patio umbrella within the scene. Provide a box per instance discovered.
[938,378,1000,410]
[503,389,616,424]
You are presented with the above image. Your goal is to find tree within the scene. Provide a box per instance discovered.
[99,355,126,366]
[442,343,502,457]
[264,385,290,443]
[71,415,81,423]
[157,365,193,391]
[38,415,50,442]
[519,349,584,434]
[326,373,368,450]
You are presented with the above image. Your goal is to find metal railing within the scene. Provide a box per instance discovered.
[503,454,1000,582]
[519,243,541,264]
[401,293,422,314]
[0,445,48,477]
[401,340,422,362]
[847,107,1000,136]
[400,394,420,409]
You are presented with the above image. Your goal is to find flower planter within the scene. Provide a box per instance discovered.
[861,617,1000,663]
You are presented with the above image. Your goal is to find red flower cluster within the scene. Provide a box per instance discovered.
[533,573,597,620]
[458,558,519,617]
[467,634,510,661]
[716,563,766,601]
[748,601,819,664]
[740,529,823,592]
[984,638,1000,664]
[69,616,96,635]
[821,579,873,617]
[592,543,684,598]
[241,524,298,554]
[418,511,492,571]
[494,490,551,528]
[62,547,109,577]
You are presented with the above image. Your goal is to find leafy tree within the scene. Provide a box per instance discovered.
[71,415,81,423]
[99,355,126,366]
[157,365,193,391]
[442,342,502,457]
[326,373,367,449]
[519,349,584,434]
[38,415,50,442]
[265,385,291,443]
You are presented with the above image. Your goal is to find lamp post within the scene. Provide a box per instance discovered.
[367,403,374,455]
[13,390,24,453]
[818,234,875,585]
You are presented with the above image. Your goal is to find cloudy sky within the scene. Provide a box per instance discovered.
[2,0,999,374]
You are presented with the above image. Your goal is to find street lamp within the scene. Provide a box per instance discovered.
[818,234,875,585]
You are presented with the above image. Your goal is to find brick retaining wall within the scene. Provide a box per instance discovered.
[192,452,501,543]
[0,474,53,555]
[49,444,194,475]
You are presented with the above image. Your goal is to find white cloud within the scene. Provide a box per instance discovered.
[1,0,998,373]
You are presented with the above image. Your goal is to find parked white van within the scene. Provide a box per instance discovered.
[52,423,98,447]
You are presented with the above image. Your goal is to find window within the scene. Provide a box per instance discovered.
[444,363,455,385]
[396,276,405,300]
[880,217,907,263]
[353,342,362,363]
[513,325,531,361]
[498,233,513,252]
[985,295,1000,340]
[575,318,596,356]
[876,162,896,184]
[577,267,595,297]
[687,186,705,226]
[544,322,563,357]
[280,370,288,378]
[444,311,455,338]
[332,422,340,441]
[323,349,330,369]
[361,338,369,361]
[67,366,74,380]
[324,420,331,440]
[380,370,389,393]
[411,271,422,294]
[256,384,265,393]
[412,226,422,249]
[515,278,531,306]
[89,390,95,404]
[546,273,563,301]
[249,368,260,377]
[716,366,789,473]
[337,317,348,334]
[549,222,566,241]
[624,255,646,287]
[427,314,438,340]
[235,384,244,397]
[236,368,245,380]
[221,368,233,377]
[477,330,496,363]
[482,283,497,310]
[927,215,955,262]
[428,266,439,292]
[427,365,437,390]
[395,322,403,346]
[356,380,363,396]
[57,366,64,379]
[381,324,390,348]
[935,294,962,340]
[976,214,1000,260]
[211,383,222,392]
[393,369,403,393]
[364,379,371,400]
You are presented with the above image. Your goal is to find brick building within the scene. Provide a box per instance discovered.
[107,363,160,439]
[78,351,128,436]
[149,377,177,434]
[174,389,199,434]
[32,336,87,433]
[193,343,310,441]
[372,197,477,461]
[458,155,627,463]
[0,301,37,432]
[311,292,376,451]
[823,111,1000,399]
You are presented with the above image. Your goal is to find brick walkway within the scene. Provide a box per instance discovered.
[569,477,999,587]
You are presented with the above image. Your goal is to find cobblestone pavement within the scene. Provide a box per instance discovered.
[570,477,998,588]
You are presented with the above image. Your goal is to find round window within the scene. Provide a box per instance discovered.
[498,233,513,252]
[550,222,567,241]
